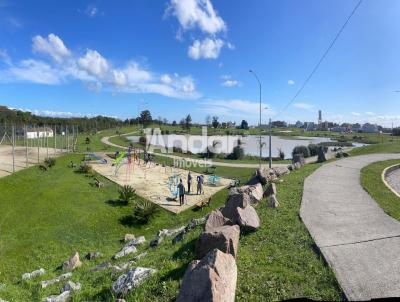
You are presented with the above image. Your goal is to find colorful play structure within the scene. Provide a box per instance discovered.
[167,173,181,200]
[208,174,221,186]
[84,153,107,164]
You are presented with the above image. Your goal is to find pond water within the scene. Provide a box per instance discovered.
[127,134,339,159]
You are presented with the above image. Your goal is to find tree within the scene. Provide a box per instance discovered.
[185,114,192,132]
[172,120,177,126]
[240,120,249,130]
[205,115,211,126]
[212,116,219,130]
[85,137,91,145]
[139,110,152,126]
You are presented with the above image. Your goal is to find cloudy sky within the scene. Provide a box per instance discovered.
[0,0,399,126]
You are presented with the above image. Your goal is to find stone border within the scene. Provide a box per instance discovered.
[381,164,400,198]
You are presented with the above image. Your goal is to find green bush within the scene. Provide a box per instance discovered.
[76,163,93,174]
[139,136,147,145]
[227,145,245,160]
[119,185,136,205]
[308,144,319,156]
[292,145,310,158]
[44,157,56,168]
[133,200,158,224]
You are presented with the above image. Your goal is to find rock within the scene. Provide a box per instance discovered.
[176,249,237,302]
[62,251,81,270]
[268,194,279,208]
[132,252,147,262]
[124,234,135,242]
[44,291,71,302]
[205,210,234,232]
[150,227,185,248]
[196,225,240,259]
[115,300,126,302]
[264,183,276,197]
[172,231,185,245]
[247,167,269,185]
[114,245,137,259]
[90,261,111,273]
[273,166,290,177]
[317,147,326,163]
[235,206,260,232]
[61,281,81,293]
[293,162,301,170]
[85,251,102,260]
[129,236,146,246]
[221,192,250,221]
[185,216,207,232]
[293,153,305,165]
[0,298,8,302]
[22,268,45,280]
[112,267,156,295]
[231,183,263,204]
[41,273,72,288]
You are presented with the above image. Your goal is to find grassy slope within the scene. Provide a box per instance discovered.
[349,142,400,156]
[0,153,341,301]
[361,159,400,220]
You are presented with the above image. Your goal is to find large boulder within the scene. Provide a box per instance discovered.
[205,210,234,232]
[268,195,279,208]
[112,267,156,295]
[292,153,305,165]
[196,225,240,259]
[317,146,326,163]
[247,168,268,185]
[62,252,81,270]
[231,183,263,204]
[235,206,260,232]
[177,249,237,302]
[273,166,290,177]
[264,182,277,197]
[221,192,250,221]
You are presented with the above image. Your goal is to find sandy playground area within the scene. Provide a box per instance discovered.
[91,153,231,214]
[0,145,64,178]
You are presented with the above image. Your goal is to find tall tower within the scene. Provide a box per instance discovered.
[318,110,322,125]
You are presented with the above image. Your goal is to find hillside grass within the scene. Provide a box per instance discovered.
[349,142,400,156]
[361,159,400,220]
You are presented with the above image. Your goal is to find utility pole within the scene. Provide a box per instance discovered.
[269,118,272,168]
[12,125,15,173]
[249,69,263,169]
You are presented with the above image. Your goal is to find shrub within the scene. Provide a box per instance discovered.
[119,185,136,205]
[292,145,310,158]
[133,200,158,224]
[139,136,147,145]
[308,144,319,156]
[44,157,56,168]
[76,163,93,174]
[278,148,285,160]
[227,145,245,160]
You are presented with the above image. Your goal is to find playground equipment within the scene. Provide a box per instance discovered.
[84,153,107,164]
[208,174,221,186]
[167,173,181,200]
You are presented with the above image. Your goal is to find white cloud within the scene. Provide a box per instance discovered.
[32,34,71,63]
[167,0,226,35]
[366,111,375,116]
[0,33,201,99]
[78,49,109,78]
[288,79,295,85]
[293,102,314,110]
[221,79,240,87]
[85,5,98,17]
[0,49,11,65]
[202,99,273,118]
[188,38,224,60]
[6,17,22,28]
[0,59,62,85]
[351,112,360,116]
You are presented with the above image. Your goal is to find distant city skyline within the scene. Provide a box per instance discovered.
[1,0,400,127]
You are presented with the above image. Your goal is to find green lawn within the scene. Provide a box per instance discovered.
[361,159,400,221]
[349,142,400,156]
[0,153,341,301]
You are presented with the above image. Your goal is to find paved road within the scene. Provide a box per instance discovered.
[101,135,288,169]
[301,153,400,300]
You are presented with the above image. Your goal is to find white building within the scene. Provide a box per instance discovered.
[24,127,54,139]
[361,123,379,133]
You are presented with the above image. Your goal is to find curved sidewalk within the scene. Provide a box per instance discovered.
[301,153,400,300]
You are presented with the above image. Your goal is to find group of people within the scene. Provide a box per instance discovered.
[177,172,205,206]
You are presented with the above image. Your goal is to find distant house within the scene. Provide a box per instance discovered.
[304,122,316,131]
[361,123,379,133]
[295,121,304,128]
[21,127,54,139]
[331,126,347,133]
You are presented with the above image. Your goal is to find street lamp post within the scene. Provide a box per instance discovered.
[249,69,263,169]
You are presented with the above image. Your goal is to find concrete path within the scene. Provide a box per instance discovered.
[301,153,400,300]
[385,167,400,196]
[101,135,288,169]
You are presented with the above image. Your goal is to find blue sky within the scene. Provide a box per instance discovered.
[0,0,399,126]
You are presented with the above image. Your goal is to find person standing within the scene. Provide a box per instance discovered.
[178,179,185,206]
[197,174,204,195]
[187,171,192,193]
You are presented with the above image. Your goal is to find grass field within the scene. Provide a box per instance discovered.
[349,142,400,156]
[361,159,400,221]
[0,153,341,301]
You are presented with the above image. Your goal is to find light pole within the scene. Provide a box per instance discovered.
[249,69,262,169]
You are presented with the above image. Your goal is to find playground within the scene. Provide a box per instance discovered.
[90,151,231,213]
[0,145,63,178]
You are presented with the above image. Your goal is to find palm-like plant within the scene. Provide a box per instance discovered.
[119,185,136,205]
[133,200,158,224]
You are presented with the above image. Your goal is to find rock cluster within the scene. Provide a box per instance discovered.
[114,236,145,259]
[112,267,156,295]
[41,273,72,289]
[22,268,46,281]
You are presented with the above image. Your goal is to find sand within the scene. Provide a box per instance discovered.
[0,145,64,178]
[91,153,231,214]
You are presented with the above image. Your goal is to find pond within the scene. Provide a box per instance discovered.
[127,134,339,159]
